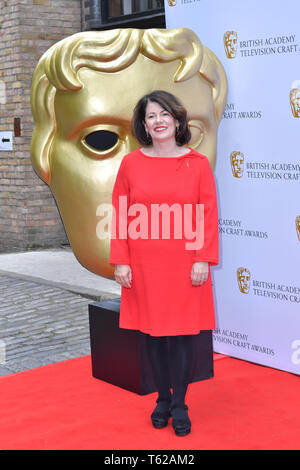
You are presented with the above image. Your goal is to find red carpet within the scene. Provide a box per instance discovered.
[0,355,299,450]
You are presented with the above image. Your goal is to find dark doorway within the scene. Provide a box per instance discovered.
[82,0,166,31]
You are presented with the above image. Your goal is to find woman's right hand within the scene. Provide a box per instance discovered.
[114,264,132,288]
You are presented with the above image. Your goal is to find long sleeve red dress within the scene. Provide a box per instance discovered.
[109,147,219,337]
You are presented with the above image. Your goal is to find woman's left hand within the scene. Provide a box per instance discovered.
[191,262,209,286]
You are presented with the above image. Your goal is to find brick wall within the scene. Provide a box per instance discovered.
[0,0,81,253]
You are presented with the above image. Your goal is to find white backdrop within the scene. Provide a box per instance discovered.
[165,0,300,374]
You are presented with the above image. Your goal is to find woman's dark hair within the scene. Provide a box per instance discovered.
[131,90,191,146]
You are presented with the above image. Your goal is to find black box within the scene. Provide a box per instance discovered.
[89,298,214,395]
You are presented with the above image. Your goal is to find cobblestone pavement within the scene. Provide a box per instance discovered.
[0,274,113,376]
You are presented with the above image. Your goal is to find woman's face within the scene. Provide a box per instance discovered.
[144,100,178,145]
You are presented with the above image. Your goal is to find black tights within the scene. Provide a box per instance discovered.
[146,334,194,406]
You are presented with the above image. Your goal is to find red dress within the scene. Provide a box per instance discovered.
[109,148,219,336]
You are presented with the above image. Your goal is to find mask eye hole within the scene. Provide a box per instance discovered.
[84,130,118,151]
[188,120,204,149]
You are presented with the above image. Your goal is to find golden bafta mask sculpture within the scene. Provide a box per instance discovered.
[296,216,300,242]
[230,151,244,178]
[237,267,251,294]
[290,88,300,118]
[30,28,227,279]
[224,31,238,59]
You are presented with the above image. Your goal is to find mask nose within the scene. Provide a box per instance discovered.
[125,134,140,154]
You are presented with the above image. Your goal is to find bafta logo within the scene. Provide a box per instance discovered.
[290,88,300,118]
[237,267,251,294]
[167,0,177,5]
[296,216,300,241]
[224,31,238,59]
[230,151,244,178]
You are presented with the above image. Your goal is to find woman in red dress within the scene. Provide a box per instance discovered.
[109,90,218,436]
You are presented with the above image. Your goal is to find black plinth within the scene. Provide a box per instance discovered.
[88,298,214,395]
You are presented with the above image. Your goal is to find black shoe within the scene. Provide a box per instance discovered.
[170,404,191,436]
[151,398,171,429]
